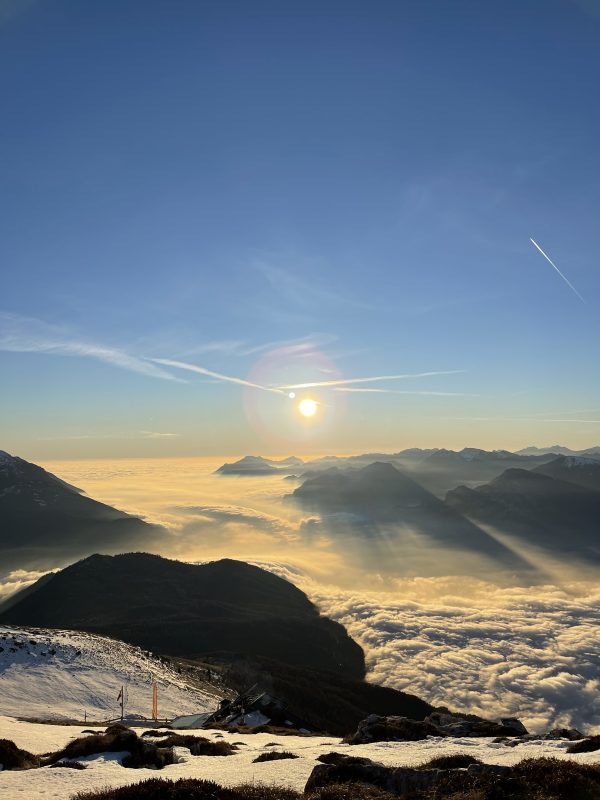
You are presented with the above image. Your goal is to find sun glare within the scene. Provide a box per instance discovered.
[298,398,318,418]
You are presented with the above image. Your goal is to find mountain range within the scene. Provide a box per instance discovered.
[0,553,366,678]
[218,447,573,496]
[216,455,304,475]
[447,467,600,561]
[0,450,161,572]
[291,458,600,566]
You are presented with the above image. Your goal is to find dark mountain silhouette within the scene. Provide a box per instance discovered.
[446,468,600,561]
[0,451,161,572]
[291,461,531,569]
[517,445,600,457]
[534,455,600,493]
[218,448,577,496]
[0,553,366,678]
[282,448,561,496]
[215,455,303,475]
[294,462,433,515]
[406,448,558,495]
[222,655,434,736]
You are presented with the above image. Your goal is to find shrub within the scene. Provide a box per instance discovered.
[49,760,87,769]
[73,778,301,800]
[44,724,235,770]
[46,724,140,763]
[418,755,483,770]
[567,737,600,754]
[402,756,600,800]
[136,732,236,756]
[307,785,399,800]
[0,739,40,770]
[317,753,375,767]
[253,751,300,763]
[512,756,600,799]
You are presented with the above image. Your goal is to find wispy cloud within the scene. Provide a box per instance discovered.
[334,387,478,397]
[276,369,465,390]
[39,431,181,441]
[239,333,338,357]
[0,312,184,382]
[446,415,600,424]
[530,238,586,304]
[256,260,369,311]
[150,357,287,394]
[138,431,181,439]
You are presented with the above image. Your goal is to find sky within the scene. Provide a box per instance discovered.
[1,0,600,459]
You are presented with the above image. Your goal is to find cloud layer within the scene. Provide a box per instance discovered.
[312,577,600,734]
[4,456,597,736]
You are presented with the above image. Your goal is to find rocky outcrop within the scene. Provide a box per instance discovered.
[346,713,529,744]
[345,715,443,744]
[305,753,511,795]
[567,736,600,754]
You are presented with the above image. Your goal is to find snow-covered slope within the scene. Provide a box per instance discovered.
[1,717,599,800]
[0,626,219,721]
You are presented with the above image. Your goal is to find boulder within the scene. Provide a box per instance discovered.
[425,712,528,738]
[567,736,600,754]
[305,754,512,796]
[346,715,443,744]
[500,717,528,735]
[545,728,585,741]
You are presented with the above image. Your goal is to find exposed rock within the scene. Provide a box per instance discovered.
[317,752,375,766]
[545,727,585,741]
[567,735,600,754]
[346,712,529,744]
[305,754,512,795]
[500,717,528,735]
[424,711,528,738]
[346,715,443,744]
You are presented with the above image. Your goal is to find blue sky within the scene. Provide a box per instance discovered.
[1,0,599,458]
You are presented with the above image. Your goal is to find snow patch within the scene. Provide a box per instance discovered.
[0,626,219,721]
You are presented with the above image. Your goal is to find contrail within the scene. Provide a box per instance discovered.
[333,387,478,396]
[530,238,586,304]
[275,369,464,390]
[149,357,287,394]
[150,358,464,396]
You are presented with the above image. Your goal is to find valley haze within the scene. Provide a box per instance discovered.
[1,449,598,735]
[1,2,600,798]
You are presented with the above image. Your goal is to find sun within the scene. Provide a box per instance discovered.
[298,398,318,418]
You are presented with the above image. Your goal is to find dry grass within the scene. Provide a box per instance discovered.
[0,738,40,770]
[568,737,600,754]
[253,750,300,763]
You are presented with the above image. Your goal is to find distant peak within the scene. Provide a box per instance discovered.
[562,455,600,468]
[362,460,400,474]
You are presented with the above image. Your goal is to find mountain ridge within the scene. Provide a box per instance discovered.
[0,553,366,679]
[0,451,161,572]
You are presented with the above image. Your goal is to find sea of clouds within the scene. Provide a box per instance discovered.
[2,456,597,736]
[253,563,600,735]
[318,577,600,734]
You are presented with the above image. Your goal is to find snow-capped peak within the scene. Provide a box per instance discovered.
[562,456,600,468]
